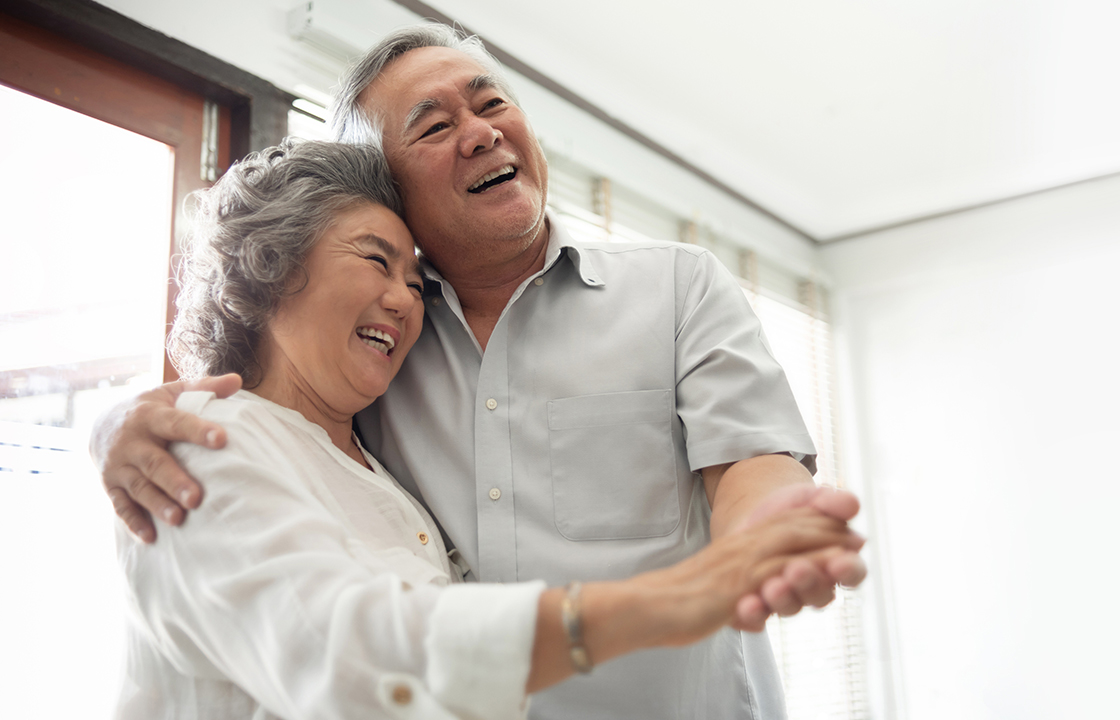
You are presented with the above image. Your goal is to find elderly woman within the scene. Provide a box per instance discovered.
[116,139,862,720]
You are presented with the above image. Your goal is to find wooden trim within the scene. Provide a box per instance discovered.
[1,0,293,154]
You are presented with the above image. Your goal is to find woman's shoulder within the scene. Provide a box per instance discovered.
[172,390,324,465]
[175,389,280,430]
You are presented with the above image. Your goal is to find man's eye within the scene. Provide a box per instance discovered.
[420,122,448,138]
[482,98,505,111]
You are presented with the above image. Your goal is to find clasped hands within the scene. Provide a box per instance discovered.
[730,483,867,632]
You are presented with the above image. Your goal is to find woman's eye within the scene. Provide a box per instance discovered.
[408,282,424,294]
[366,255,388,268]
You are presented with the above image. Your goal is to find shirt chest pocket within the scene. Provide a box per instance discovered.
[548,389,681,541]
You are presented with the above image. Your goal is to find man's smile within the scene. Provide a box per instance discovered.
[467,164,517,193]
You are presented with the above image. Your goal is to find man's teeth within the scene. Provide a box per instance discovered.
[468,165,515,192]
[357,328,396,354]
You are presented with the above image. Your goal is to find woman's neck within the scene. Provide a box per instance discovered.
[253,364,360,459]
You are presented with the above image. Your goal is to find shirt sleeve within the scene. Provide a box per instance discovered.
[118,394,543,720]
[673,249,818,474]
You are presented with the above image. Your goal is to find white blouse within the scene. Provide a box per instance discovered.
[115,390,544,720]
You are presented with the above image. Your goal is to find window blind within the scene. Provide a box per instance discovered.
[546,149,870,720]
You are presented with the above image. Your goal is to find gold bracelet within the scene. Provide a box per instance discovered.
[560,582,593,674]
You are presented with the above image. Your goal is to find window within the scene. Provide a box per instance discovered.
[0,9,232,718]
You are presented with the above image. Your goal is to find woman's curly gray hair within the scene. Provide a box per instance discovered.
[169,138,403,385]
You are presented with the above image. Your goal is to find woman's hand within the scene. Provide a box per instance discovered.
[528,503,864,693]
[89,374,241,542]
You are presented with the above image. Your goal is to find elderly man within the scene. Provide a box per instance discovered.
[95,24,863,720]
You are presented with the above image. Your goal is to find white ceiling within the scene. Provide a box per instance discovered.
[409,0,1120,241]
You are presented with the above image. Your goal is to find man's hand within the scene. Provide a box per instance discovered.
[89,374,241,542]
[732,484,867,631]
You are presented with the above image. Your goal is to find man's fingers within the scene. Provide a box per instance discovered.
[108,486,156,543]
[184,372,242,399]
[150,405,226,451]
[809,486,860,522]
[133,443,204,510]
[125,468,187,526]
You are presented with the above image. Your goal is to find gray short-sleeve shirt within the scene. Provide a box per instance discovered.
[356,214,815,720]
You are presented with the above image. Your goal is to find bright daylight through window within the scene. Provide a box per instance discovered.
[0,83,173,720]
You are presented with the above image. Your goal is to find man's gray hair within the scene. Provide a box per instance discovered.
[169,138,403,385]
[330,23,519,148]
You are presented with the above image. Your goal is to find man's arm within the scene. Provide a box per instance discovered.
[89,373,242,542]
[702,454,867,630]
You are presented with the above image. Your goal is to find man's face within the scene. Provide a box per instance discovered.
[360,46,549,271]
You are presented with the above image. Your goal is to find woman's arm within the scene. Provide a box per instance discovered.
[525,504,862,693]
[123,397,541,720]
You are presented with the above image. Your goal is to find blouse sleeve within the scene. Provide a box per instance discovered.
[117,392,544,720]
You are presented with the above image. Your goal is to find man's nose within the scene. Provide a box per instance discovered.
[459,115,501,156]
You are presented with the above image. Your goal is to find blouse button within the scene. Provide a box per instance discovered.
[391,684,413,705]
[485,398,498,410]
[417,532,429,545]
[489,487,501,501]
[534,277,544,286]
[430,297,442,307]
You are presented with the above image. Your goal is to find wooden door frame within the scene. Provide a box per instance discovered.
[2,0,293,158]
[2,0,293,382]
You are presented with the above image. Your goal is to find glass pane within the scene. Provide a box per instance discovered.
[0,83,173,719]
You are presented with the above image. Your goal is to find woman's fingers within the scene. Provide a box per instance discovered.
[733,594,770,632]
[827,551,868,588]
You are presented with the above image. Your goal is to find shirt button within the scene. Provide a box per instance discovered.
[534,277,544,286]
[430,297,441,307]
[489,487,501,501]
[391,684,412,705]
[485,398,498,410]
[417,532,429,545]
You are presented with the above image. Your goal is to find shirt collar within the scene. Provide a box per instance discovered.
[544,211,605,287]
[418,210,605,294]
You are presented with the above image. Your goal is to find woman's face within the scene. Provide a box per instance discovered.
[263,202,425,414]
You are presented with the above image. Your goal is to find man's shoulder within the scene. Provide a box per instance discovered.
[564,235,709,259]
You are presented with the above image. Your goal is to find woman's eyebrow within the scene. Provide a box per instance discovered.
[360,234,421,275]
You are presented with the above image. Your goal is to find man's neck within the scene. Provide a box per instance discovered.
[431,218,551,351]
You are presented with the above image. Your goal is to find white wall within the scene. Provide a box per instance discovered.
[821,174,1120,720]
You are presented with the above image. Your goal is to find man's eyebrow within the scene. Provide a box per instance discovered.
[468,74,501,93]
[401,75,504,137]
[402,97,442,137]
